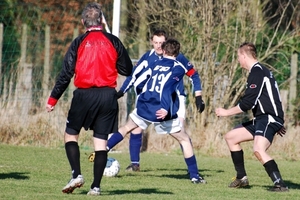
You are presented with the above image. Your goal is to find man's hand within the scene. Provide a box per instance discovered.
[277,126,286,137]
[215,108,228,117]
[116,90,124,99]
[46,104,54,112]
[195,96,205,113]
[156,109,168,120]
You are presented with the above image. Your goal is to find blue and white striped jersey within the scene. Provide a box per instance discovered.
[120,49,202,96]
[135,57,187,122]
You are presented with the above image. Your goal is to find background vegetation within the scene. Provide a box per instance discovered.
[0,1,299,158]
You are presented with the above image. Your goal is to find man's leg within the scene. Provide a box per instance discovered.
[224,125,253,188]
[170,130,206,184]
[62,133,85,193]
[126,127,143,171]
[87,136,108,196]
[253,135,288,192]
[107,118,139,150]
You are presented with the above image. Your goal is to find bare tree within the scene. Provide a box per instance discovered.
[121,0,299,150]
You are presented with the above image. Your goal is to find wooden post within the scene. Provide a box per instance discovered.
[0,23,3,88]
[289,53,298,112]
[136,0,149,151]
[43,25,50,99]
[15,24,32,117]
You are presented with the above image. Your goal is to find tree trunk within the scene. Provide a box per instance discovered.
[0,23,3,93]
[43,25,50,99]
[136,0,149,151]
[15,24,32,117]
[288,53,298,113]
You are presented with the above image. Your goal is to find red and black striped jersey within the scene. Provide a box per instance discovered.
[48,28,132,106]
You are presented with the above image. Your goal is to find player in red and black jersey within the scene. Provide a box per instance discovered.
[215,42,288,192]
[46,2,132,196]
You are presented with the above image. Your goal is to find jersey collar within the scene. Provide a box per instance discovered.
[86,26,103,32]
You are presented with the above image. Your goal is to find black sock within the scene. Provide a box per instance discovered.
[65,141,81,178]
[91,150,108,189]
[231,150,247,179]
[263,160,286,186]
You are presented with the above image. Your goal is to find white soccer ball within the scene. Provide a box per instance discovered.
[103,157,120,177]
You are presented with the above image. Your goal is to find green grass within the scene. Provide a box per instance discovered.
[0,144,300,200]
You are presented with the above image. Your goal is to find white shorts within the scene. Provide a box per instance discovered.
[129,109,182,134]
[177,95,186,119]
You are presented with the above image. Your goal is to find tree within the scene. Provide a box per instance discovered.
[121,0,299,146]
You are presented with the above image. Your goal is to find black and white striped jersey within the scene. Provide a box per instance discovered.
[238,62,284,120]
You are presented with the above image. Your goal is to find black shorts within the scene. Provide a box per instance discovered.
[242,114,284,143]
[66,87,118,139]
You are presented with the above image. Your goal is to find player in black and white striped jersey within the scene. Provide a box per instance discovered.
[215,42,288,192]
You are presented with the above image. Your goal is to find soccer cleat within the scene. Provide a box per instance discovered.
[62,175,85,194]
[228,176,249,188]
[191,176,207,184]
[87,187,101,196]
[269,185,289,192]
[125,163,140,172]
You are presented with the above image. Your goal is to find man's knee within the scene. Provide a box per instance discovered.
[173,131,190,142]
[64,132,78,143]
[254,151,263,163]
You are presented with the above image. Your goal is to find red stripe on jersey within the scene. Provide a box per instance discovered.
[186,68,196,77]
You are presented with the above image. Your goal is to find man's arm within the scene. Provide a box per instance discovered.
[47,40,77,109]
[119,60,148,94]
[105,33,133,76]
[215,105,244,117]
[176,53,202,95]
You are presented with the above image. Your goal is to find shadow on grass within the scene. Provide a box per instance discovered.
[285,180,300,190]
[153,168,224,177]
[261,180,300,190]
[0,172,30,180]
[152,167,223,173]
[79,188,173,195]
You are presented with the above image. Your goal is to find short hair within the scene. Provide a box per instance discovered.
[162,38,180,57]
[81,2,103,28]
[151,29,168,40]
[239,42,257,59]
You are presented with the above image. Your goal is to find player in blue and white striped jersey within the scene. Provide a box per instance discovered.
[108,38,206,184]
[113,30,204,175]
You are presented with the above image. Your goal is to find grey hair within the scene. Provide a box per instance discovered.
[81,2,103,28]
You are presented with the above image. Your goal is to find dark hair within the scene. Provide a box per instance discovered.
[239,42,257,59]
[162,38,180,57]
[151,29,168,40]
[81,2,103,28]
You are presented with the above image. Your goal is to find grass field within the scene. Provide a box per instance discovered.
[0,144,300,200]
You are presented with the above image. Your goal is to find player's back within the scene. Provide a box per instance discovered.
[136,57,185,122]
[120,49,162,94]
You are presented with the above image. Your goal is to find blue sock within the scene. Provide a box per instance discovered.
[185,155,199,179]
[107,132,124,150]
[129,133,142,165]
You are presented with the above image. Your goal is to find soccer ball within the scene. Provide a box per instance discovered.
[103,157,120,177]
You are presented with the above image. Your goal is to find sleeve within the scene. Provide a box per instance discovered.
[119,53,149,94]
[48,40,77,105]
[176,53,202,92]
[238,67,265,112]
[160,66,185,111]
[105,33,133,76]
